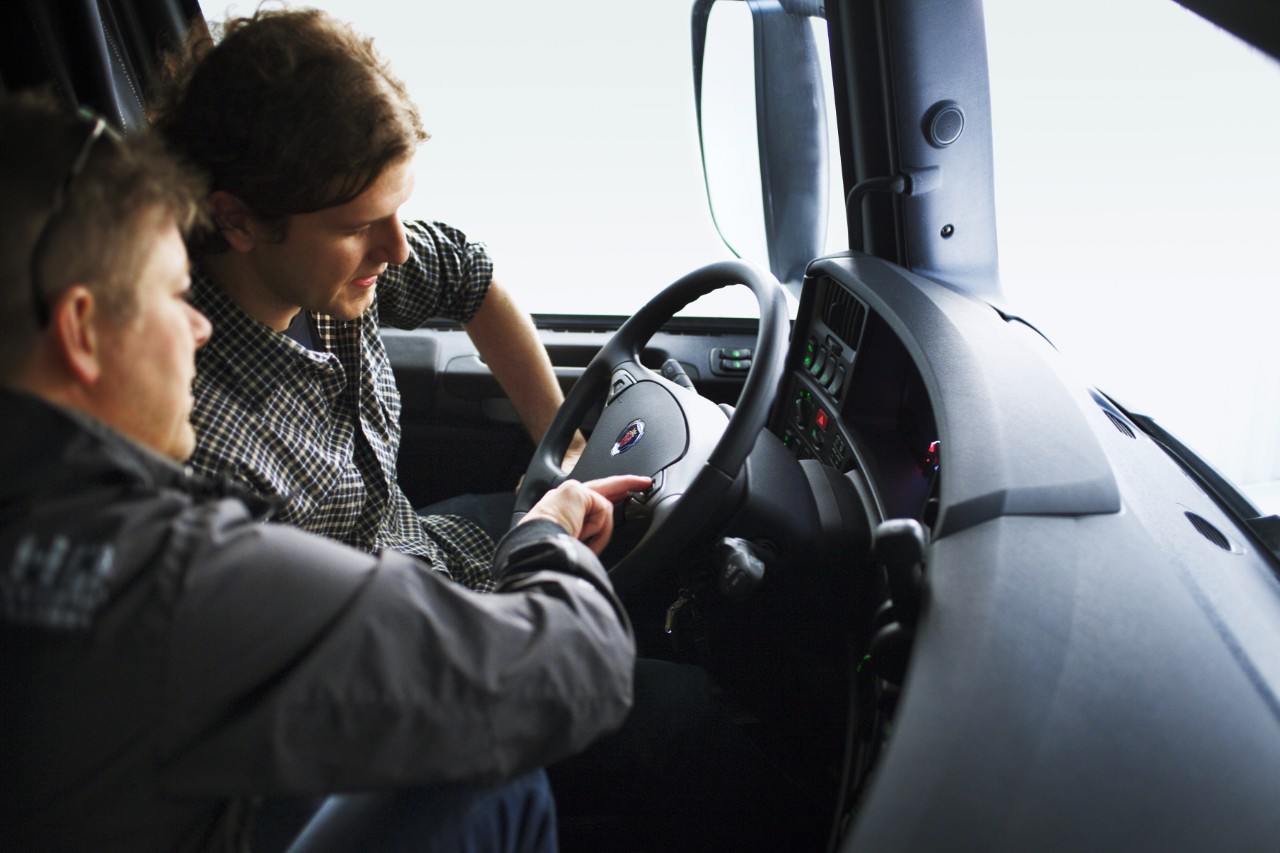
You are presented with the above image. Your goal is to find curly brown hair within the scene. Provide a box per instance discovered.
[149,6,428,256]
[0,92,207,379]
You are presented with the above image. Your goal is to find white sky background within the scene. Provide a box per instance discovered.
[253,1,744,317]
[983,0,1280,495]
[208,1,1280,497]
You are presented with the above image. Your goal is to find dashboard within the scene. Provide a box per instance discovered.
[774,252,1129,542]
[771,266,940,531]
[779,255,1280,853]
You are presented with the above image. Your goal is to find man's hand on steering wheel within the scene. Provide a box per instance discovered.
[522,475,653,555]
[512,259,789,593]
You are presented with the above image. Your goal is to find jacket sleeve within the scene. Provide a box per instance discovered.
[157,499,634,797]
[374,220,494,330]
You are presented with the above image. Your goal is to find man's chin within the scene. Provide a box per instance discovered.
[170,427,198,464]
[326,292,375,321]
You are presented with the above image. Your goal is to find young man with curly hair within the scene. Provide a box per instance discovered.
[150,8,583,593]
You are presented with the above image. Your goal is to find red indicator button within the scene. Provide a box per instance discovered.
[815,408,829,431]
[923,440,940,471]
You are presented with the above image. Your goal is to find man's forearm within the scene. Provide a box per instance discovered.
[463,279,585,464]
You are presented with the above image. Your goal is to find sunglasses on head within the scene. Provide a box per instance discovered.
[29,107,122,328]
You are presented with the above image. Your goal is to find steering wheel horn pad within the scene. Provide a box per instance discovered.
[572,381,690,482]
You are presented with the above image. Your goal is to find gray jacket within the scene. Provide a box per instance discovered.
[0,389,635,852]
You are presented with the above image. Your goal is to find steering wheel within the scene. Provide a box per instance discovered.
[513,259,789,594]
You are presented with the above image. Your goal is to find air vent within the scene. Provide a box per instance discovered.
[821,279,867,347]
[1185,511,1233,551]
[1089,389,1136,439]
[1103,409,1136,438]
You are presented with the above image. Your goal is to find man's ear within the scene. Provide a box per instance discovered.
[49,284,104,385]
[208,190,258,252]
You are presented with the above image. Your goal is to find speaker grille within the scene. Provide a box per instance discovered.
[1104,409,1136,438]
[1185,511,1232,551]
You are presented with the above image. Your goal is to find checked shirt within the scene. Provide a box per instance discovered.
[188,220,498,592]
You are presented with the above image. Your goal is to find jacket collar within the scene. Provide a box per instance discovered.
[0,387,277,518]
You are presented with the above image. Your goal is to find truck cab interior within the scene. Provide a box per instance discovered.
[4,0,1279,849]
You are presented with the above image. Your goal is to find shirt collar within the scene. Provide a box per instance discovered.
[190,267,343,407]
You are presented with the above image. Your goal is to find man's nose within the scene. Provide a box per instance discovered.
[375,217,411,266]
[190,304,213,348]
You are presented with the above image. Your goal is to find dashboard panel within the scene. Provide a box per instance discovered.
[772,269,940,529]
[776,252,1125,541]
[765,252,1280,853]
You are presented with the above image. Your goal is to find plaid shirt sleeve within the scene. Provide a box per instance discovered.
[375,220,494,330]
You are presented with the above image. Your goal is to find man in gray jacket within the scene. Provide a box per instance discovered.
[0,93,642,853]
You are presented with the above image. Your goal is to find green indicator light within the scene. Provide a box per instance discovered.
[803,356,812,367]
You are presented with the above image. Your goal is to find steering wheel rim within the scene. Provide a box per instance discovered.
[513,259,789,594]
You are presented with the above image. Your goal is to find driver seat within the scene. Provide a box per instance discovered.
[0,0,205,132]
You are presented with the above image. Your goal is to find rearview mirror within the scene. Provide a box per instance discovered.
[692,0,830,291]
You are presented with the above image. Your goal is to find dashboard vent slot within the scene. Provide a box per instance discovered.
[1185,511,1232,551]
[1104,409,1136,438]
[1090,389,1136,439]
[822,280,866,347]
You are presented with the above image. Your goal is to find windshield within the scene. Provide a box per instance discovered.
[205,0,1277,512]
[206,0,843,319]
[194,2,713,316]
[985,0,1280,513]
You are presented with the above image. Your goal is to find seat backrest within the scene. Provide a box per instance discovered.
[0,0,205,132]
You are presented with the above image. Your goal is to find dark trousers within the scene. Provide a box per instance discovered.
[550,658,828,853]
[253,770,556,853]
[422,493,829,851]
[420,490,517,541]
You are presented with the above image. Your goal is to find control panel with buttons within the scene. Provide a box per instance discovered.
[710,346,753,376]
[801,335,851,403]
[776,277,870,472]
[786,378,852,469]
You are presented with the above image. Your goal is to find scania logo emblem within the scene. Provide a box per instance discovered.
[611,419,645,456]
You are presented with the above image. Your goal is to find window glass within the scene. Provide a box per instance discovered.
[985,0,1280,508]
[698,5,847,285]
[205,1,841,318]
